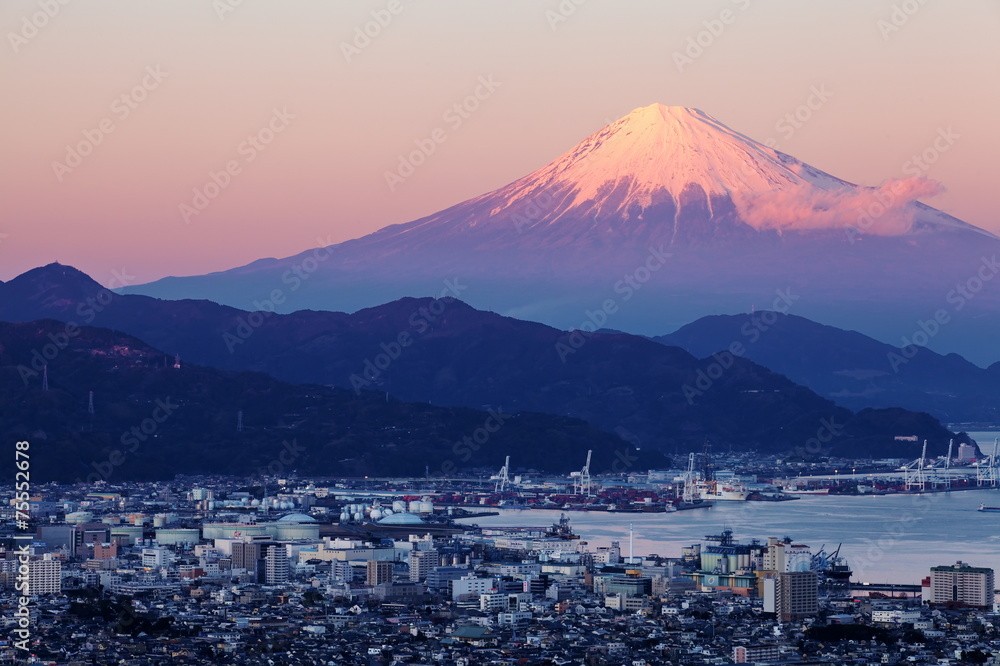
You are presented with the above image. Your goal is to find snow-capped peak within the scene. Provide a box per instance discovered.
[377,103,986,246]
[491,103,832,217]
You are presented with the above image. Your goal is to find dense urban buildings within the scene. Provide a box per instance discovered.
[0,474,997,664]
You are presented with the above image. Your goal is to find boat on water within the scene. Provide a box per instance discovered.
[782,487,830,496]
[605,502,678,513]
[978,504,1000,512]
[694,480,750,501]
[497,500,532,510]
[545,513,580,539]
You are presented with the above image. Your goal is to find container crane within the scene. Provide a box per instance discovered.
[570,450,592,496]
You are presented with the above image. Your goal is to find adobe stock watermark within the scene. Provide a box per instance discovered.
[555,245,672,363]
[673,0,752,73]
[8,0,72,55]
[340,0,408,62]
[877,0,930,41]
[610,426,642,475]
[435,410,511,477]
[682,288,799,404]
[851,492,943,580]
[213,0,248,21]
[257,439,306,477]
[16,268,137,385]
[179,107,294,224]
[223,237,335,352]
[846,126,958,244]
[763,85,833,149]
[52,65,168,182]
[887,255,999,372]
[349,278,468,393]
[76,397,179,484]
[384,75,501,192]
[789,416,844,459]
[545,0,588,31]
[511,191,556,234]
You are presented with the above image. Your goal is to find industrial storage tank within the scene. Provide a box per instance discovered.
[392,501,406,513]
[418,501,434,514]
[408,501,421,513]
[154,528,200,546]
[369,509,382,521]
[110,525,144,545]
[201,523,271,540]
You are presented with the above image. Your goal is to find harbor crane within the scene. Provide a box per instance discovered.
[977,439,999,487]
[491,456,511,493]
[924,439,954,489]
[902,440,930,491]
[570,450,592,496]
[682,453,701,503]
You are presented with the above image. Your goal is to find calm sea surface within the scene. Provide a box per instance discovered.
[469,487,1000,585]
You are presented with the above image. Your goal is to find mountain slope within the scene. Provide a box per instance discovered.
[121,104,1000,364]
[0,320,640,481]
[0,264,960,459]
[655,312,1000,424]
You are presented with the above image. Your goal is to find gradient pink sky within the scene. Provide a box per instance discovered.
[2,0,998,285]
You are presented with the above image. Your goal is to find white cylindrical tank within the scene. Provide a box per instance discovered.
[392,501,406,513]
[418,501,433,514]
[353,512,363,522]
[408,501,421,513]
[369,509,382,521]
[382,508,393,516]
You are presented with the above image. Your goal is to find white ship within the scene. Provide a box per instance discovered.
[781,487,830,496]
[678,452,749,502]
[683,479,749,501]
[697,480,750,501]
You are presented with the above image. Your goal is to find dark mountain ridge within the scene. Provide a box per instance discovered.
[0,264,962,460]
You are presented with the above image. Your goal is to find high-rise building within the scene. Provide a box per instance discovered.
[762,537,811,573]
[264,545,289,585]
[928,561,994,608]
[27,555,62,595]
[409,550,439,582]
[957,444,977,461]
[764,571,817,621]
[232,537,275,580]
[367,560,393,587]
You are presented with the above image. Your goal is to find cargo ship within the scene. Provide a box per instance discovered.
[978,504,1000,512]
[695,480,750,501]
[781,487,830,496]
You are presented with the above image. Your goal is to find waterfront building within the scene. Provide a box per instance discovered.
[927,561,995,608]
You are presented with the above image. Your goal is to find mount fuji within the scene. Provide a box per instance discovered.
[126,104,1000,364]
